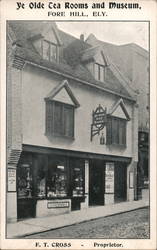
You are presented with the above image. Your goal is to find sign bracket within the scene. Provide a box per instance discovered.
[91,105,107,141]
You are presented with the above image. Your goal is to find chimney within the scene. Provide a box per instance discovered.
[80,34,84,42]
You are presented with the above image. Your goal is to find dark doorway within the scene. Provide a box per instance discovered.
[114,163,127,202]
[89,160,104,206]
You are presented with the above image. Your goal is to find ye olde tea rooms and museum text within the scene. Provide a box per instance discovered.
[16,2,142,10]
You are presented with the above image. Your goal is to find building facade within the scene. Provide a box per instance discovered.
[86,34,149,199]
[7,21,138,222]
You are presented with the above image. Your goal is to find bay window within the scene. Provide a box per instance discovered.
[106,116,127,146]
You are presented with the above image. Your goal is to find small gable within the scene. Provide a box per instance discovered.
[42,22,62,45]
[109,98,130,120]
[53,87,74,105]
[45,80,80,108]
[44,29,58,45]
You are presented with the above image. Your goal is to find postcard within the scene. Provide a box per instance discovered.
[0,0,156,249]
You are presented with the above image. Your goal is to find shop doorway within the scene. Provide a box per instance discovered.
[89,160,104,206]
[114,163,127,202]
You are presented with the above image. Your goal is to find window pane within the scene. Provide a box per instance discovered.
[70,159,84,197]
[34,155,47,198]
[106,117,112,145]
[46,101,53,135]
[50,44,57,61]
[119,120,126,145]
[64,106,74,137]
[54,102,63,135]
[100,65,104,82]
[95,64,99,80]
[47,157,67,198]
[43,41,49,60]
[112,118,119,144]
[17,165,33,198]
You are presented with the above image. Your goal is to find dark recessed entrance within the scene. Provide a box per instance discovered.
[114,163,127,202]
[89,160,104,206]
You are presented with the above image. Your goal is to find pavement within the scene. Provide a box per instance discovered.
[7,198,149,238]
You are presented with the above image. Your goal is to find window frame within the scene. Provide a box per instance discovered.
[106,115,127,147]
[42,39,58,62]
[45,100,75,139]
[94,63,105,82]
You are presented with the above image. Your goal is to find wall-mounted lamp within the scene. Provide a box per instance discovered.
[100,132,105,145]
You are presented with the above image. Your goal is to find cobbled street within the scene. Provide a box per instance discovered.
[26,207,149,239]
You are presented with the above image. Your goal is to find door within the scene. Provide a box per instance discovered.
[89,160,104,206]
[114,163,127,202]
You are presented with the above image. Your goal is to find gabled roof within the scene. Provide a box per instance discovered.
[8,21,135,101]
[45,80,80,108]
[108,98,131,120]
[9,21,62,46]
[86,33,148,91]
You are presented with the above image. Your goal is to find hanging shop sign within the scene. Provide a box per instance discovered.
[105,163,114,193]
[91,104,107,141]
[8,168,16,192]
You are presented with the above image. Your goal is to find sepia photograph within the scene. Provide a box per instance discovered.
[6,20,150,240]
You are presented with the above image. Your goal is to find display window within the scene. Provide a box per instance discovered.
[17,153,33,199]
[47,157,68,198]
[34,154,47,198]
[70,159,85,197]
[17,153,85,200]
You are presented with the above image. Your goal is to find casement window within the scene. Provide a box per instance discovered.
[45,100,74,138]
[95,63,105,82]
[106,116,127,146]
[42,40,57,62]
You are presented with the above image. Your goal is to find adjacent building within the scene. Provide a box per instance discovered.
[7,21,139,222]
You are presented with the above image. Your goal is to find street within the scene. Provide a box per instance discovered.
[26,207,149,239]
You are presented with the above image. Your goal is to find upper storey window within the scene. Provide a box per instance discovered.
[95,63,105,82]
[42,40,57,62]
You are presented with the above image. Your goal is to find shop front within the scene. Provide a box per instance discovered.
[17,150,85,220]
[16,146,131,220]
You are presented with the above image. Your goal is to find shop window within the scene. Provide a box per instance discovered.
[34,155,47,198]
[42,40,57,62]
[70,159,85,197]
[47,157,68,198]
[17,164,33,198]
[45,100,74,138]
[106,116,126,146]
[95,63,105,82]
